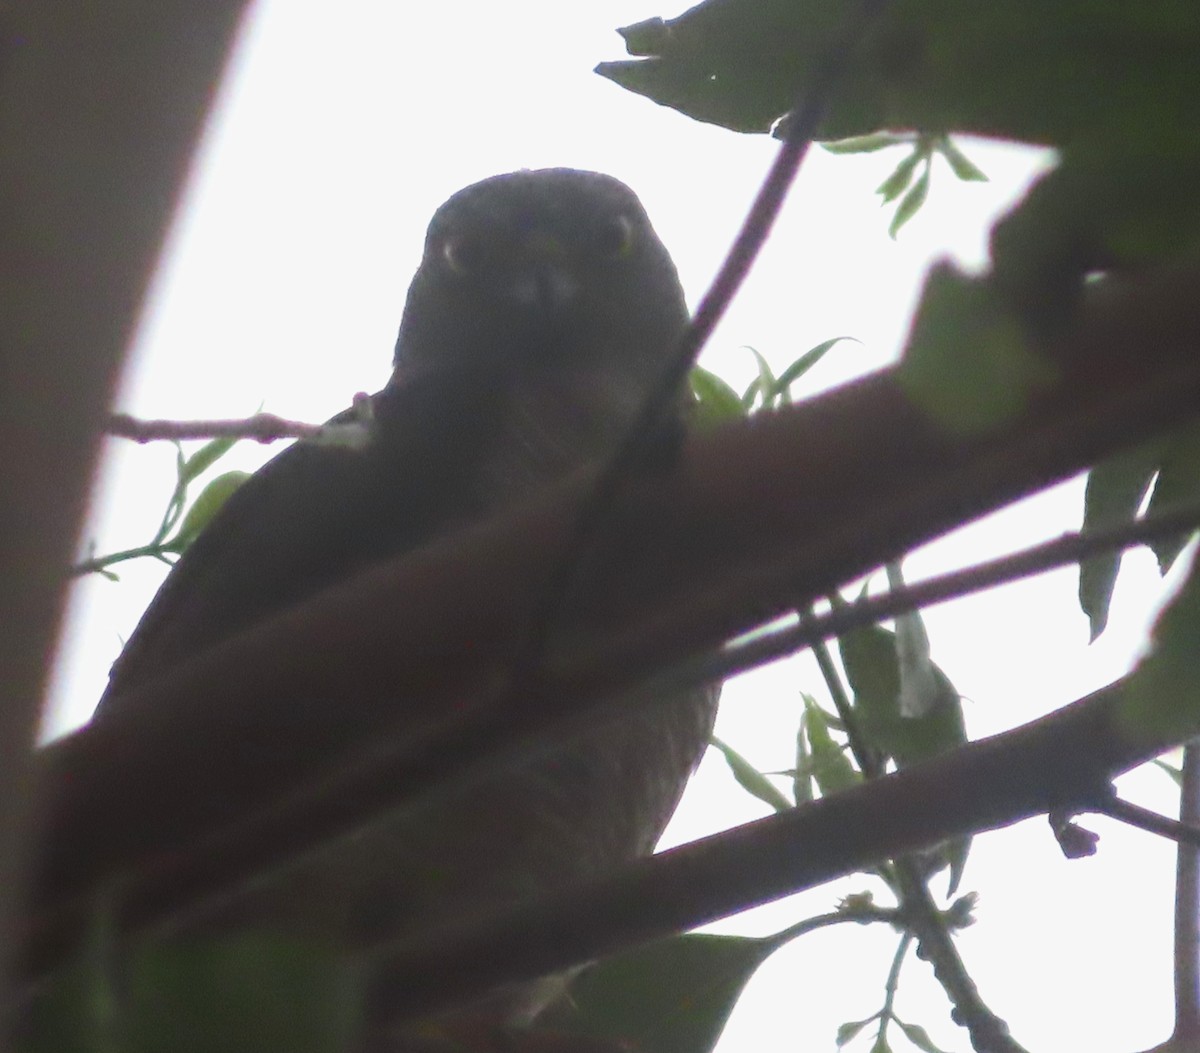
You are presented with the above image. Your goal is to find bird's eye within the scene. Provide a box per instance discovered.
[442,233,484,275]
[598,214,636,260]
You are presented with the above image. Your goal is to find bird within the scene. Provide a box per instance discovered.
[94,168,720,1049]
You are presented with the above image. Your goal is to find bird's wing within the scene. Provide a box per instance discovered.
[97,368,501,712]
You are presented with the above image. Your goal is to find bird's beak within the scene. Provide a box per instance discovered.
[507,233,579,313]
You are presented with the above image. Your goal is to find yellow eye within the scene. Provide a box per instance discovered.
[599,214,636,259]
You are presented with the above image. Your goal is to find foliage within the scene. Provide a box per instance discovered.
[55,0,1200,1051]
[598,1,1200,1050]
[72,437,250,578]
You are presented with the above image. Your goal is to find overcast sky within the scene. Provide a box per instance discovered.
[48,2,1186,1050]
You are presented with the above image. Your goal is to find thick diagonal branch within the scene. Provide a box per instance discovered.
[26,258,1200,980]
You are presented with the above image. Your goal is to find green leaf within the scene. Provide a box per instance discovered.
[546,933,774,1053]
[803,696,861,795]
[936,137,989,182]
[1145,423,1200,573]
[1079,443,1161,640]
[166,471,251,553]
[823,133,910,154]
[772,337,857,396]
[741,347,779,409]
[836,609,966,769]
[838,618,901,747]
[1122,552,1200,744]
[598,0,1200,149]
[690,366,748,428]
[897,1020,952,1053]
[942,832,971,898]
[794,721,814,804]
[125,934,360,1053]
[837,1016,876,1047]
[180,434,240,484]
[884,564,936,719]
[876,150,922,205]
[888,165,930,238]
[711,736,793,812]
[1152,756,1183,787]
[897,265,1059,436]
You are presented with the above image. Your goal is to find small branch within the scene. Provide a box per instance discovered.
[353,677,1153,1030]
[69,543,177,578]
[807,598,1023,1050]
[720,498,1200,685]
[520,0,895,683]
[894,864,1027,1053]
[768,903,902,947]
[1091,795,1200,849]
[1175,743,1200,1041]
[107,411,322,444]
[807,614,880,776]
[26,258,1200,988]
[880,930,914,1034]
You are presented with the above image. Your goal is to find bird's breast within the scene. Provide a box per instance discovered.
[477,363,650,500]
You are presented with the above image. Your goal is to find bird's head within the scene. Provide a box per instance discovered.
[392,169,688,386]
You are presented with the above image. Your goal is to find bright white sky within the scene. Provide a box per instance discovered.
[47,1,1185,1050]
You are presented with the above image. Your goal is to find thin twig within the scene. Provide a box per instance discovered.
[894,864,1027,1053]
[767,903,902,948]
[879,930,914,1040]
[715,498,1200,689]
[808,603,1026,1052]
[70,544,178,578]
[107,411,322,444]
[1092,794,1200,849]
[518,0,895,687]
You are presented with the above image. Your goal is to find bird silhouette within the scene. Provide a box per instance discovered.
[95,168,720,1049]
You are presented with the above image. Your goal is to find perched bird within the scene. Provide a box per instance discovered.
[95,169,720,1048]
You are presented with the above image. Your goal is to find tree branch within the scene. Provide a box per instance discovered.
[357,675,1167,1029]
[106,411,324,444]
[1176,744,1200,1042]
[0,0,249,1010]
[21,257,1200,987]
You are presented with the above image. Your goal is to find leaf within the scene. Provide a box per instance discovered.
[690,366,748,429]
[936,137,989,182]
[884,563,937,719]
[1152,757,1183,787]
[710,736,793,813]
[836,606,967,771]
[1079,443,1161,640]
[180,434,240,484]
[888,165,930,238]
[803,696,861,795]
[897,1020,952,1053]
[876,149,922,205]
[125,934,360,1053]
[897,265,1059,436]
[823,132,910,154]
[546,933,775,1053]
[837,1016,876,1046]
[1122,551,1200,744]
[771,336,857,396]
[741,347,779,410]
[837,618,900,747]
[1144,423,1200,573]
[794,721,814,804]
[598,0,1200,149]
[166,471,251,553]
